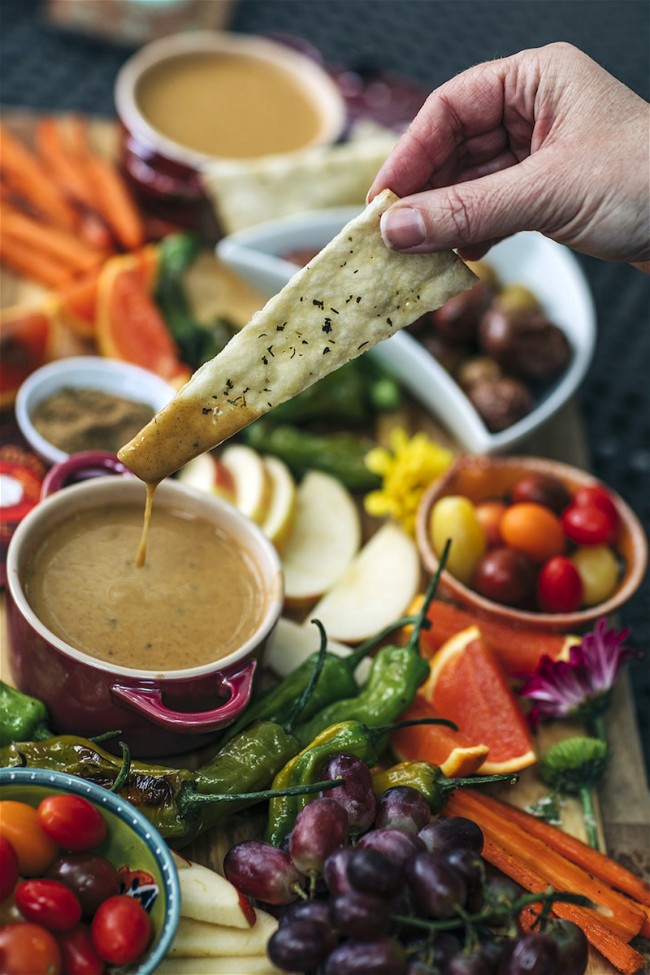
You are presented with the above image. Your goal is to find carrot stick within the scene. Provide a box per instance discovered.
[67,115,145,251]
[518,904,646,975]
[1,207,107,273]
[446,791,645,941]
[0,234,73,288]
[0,123,77,230]
[35,116,98,211]
[456,789,650,908]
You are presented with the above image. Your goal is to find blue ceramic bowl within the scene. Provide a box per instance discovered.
[0,766,180,974]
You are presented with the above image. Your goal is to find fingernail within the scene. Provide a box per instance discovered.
[380,207,426,249]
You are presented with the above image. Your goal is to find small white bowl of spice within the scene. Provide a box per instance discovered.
[15,357,175,466]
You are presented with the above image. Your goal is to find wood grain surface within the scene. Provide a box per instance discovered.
[1,113,648,975]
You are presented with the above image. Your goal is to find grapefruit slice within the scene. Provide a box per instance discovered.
[390,696,490,777]
[0,302,57,407]
[421,626,537,775]
[96,250,189,384]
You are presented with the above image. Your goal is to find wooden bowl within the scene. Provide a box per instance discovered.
[416,455,647,632]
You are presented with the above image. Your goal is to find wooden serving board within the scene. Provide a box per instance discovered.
[1,113,648,974]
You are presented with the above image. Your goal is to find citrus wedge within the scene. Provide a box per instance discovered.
[390,696,490,778]
[421,626,537,775]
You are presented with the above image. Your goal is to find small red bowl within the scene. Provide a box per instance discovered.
[416,455,647,632]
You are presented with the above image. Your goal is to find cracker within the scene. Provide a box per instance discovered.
[118,189,476,483]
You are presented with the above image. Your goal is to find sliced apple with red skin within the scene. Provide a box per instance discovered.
[171,852,255,928]
[260,455,297,551]
[281,470,362,608]
[221,444,272,524]
[308,521,422,643]
[177,453,236,503]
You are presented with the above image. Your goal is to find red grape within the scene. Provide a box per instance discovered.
[223,840,305,905]
[289,798,349,876]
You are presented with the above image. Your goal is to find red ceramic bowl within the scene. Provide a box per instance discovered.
[5,453,283,756]
[416,455,647,632]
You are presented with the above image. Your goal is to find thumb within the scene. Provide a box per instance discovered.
[380,156,554,254]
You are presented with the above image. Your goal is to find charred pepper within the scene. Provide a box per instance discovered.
[0,681,53,746]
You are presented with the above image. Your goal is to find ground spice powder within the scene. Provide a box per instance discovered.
[31,387,155,455]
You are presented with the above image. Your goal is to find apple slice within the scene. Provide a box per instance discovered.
[264,616,371,684]
[170,908,278,957]
[308,521,422,643]
[220,444,272,524]
[177,453,236,502]
[171,852,255,928]
[157,954,285,974]
[281,470,362,607]
[260,455,297,551]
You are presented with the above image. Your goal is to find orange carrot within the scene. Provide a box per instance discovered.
[67,115,145,251]
[0,123,77,230]
[446,791,645,941]
[1,207,107,273]
[35,116,98,211]
[518,904,646,975]
[0,234,73,288]
[415,598,578,676]
[456,789,650,908]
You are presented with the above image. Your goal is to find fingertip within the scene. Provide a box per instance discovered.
[380,206,427,250]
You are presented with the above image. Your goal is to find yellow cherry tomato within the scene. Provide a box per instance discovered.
[499,502,565,563]
[430,495,486,585]
[571,545,620,605]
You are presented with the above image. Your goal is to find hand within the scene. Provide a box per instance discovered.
[368,43,650,270]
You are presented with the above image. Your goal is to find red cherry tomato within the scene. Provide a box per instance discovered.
[37,795,107,852]
[57,923,105,975]
[91,895,152,966]
[537,556,584,613]
[562,503,618,546]
[0,922,62,975]
[15,878,82,932]
[0,836,19,901]
[510,472,572,514]
[472,547,537,607]
[573,484,620,524]
[0,801,59,876]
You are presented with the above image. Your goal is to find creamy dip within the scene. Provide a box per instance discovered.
[23,502,265,670]
[135,52,323,159]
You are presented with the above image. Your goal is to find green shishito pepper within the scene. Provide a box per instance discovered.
[0,721,340,848]
[372,761,516,815]
[0,682,54,747]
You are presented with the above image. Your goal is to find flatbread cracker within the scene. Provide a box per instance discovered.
[118,189,476,483]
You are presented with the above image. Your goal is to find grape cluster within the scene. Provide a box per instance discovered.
[223,754,589,975]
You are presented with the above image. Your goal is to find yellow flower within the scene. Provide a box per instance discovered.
[364,428,454,535]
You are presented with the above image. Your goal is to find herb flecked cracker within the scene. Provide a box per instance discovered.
[118,189,476,484]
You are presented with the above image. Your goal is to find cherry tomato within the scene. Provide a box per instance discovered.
[472,548,537,607]
[562,503,618,546]
[537,556,584,613]
[91,895,152,966]
[510,472,572,514]
[571,545,620,606]
[46,853,120,919]
[475,500,507,548]
[57,924,105,975]
[0,922,62,975]
[573,484,619,525]
[0,836,19,900]
[430,496,486,584]
[15,878,82,932]
[499,502,565,563]
[37,795,107,852]
[0,801,59,876]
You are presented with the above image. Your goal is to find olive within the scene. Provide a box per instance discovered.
[510,472,572,514]
[472,548,537,607]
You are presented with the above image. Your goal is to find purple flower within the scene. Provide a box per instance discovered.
[519,618,642,729]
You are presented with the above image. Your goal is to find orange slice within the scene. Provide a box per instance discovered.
[390,696,490,777]
[0,302,58,408]
[422,626,537,775]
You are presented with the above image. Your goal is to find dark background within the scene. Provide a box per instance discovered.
[1,0,648,774]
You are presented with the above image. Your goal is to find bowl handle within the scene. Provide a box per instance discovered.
[41,451,132,498]
[110,660,257,733]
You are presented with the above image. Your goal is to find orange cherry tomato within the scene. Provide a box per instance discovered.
[0,801,59,877]
[499,502,565,563]
[475,500,507,548]
[0,922,61,975]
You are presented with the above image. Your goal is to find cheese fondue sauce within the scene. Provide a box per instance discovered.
[135,52,323,159]
[23,502,265,670]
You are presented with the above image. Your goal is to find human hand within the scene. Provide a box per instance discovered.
[368,43,650,270]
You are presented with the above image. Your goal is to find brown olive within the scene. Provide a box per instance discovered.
[465,260,500,288]
[478,307,571,381]
[418,332,465,374]
[510,472,572,514]
[466,376,533,432]
[472,548,537,607]
[456,356,502,391]
[494,283,541,314]
[431,280,495,346]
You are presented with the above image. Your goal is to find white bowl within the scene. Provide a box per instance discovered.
[216,209,596,454]
[15,357,176,465]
